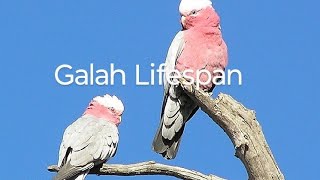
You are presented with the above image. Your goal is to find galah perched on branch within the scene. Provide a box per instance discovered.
[153,0,228,159]
[53,94,124,180]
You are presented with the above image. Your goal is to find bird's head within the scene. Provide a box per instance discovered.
[179,0,220,30]
[84,94,124,126]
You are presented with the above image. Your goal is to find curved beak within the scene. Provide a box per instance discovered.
[181,16,186,29]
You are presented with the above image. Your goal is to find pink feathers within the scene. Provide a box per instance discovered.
[83,94,124,126]
[183,7,220,29]
[176,6,228,90]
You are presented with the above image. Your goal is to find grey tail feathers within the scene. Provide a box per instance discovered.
[52,162,80,180]
[53,161,92,180]
[152,120,185,160]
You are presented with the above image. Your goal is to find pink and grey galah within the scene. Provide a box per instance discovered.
[152,0,228,159]
[53,94,124,180]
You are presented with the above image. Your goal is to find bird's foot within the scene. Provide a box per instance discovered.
[202,91,213,97]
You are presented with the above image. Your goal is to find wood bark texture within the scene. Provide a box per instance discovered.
[48,161,224,180]
[179,79,284,180]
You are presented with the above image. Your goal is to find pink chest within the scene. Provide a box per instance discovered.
[175,27,228,89]
[176,27,226,70]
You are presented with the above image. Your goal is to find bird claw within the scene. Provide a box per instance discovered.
[203,91,213,97]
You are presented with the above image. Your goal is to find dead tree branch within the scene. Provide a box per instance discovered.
[48,161,225,180]
[179,79,284,180]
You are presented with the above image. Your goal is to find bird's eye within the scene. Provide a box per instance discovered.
[191,10,197,15]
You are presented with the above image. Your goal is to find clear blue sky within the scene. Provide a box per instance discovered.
[0,0,319,179]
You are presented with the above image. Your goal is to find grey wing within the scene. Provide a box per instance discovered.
[159,30,187,140]
[163,31,185,94]
[57,117,92,167]
[161,86,197,140]
[153,31,198,159]
[55,116,119,180]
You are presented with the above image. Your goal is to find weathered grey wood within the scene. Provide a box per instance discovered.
[179,79,284,180]
[48,161,225,180]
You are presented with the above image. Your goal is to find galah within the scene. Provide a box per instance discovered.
[152,0,228,159]
[53,94,124,180]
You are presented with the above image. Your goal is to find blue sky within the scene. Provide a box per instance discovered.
[0,0,319,179]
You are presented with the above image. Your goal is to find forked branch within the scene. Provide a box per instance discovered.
[179,79,284,180]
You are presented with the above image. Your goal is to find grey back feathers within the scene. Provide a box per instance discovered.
[54,115,119,180]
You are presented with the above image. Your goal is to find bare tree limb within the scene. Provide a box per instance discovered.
[179,79,285,180]
[48,161,225,180]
